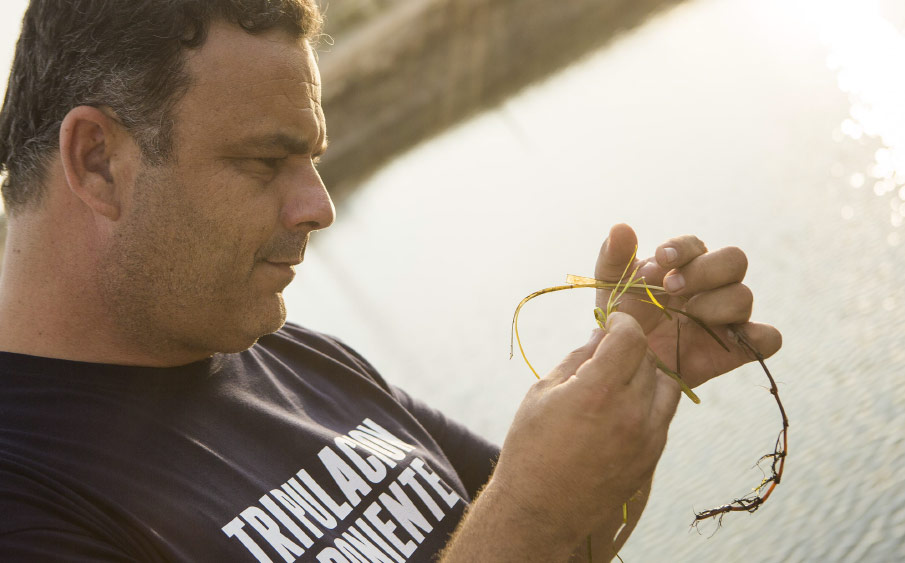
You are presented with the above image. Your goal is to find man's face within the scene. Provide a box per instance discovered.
[99,22,334,361]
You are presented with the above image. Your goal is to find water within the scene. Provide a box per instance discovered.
[1,0,900,559]
[285,0,905,560]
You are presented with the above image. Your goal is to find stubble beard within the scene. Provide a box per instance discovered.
[96,164,286,363]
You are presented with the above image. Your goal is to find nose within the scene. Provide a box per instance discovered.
[279,161,336,232]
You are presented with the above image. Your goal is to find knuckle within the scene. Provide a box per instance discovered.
[529,377,555,396]
[564,347,589,365]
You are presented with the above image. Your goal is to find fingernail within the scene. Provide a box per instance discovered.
[664,247,678,264]
[638,262,658,279]
[664,273,685,293]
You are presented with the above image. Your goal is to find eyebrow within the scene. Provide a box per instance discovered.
[230,132,329,157]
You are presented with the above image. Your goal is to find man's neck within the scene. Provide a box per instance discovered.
[0,213,205,367]
[0,277,214,368]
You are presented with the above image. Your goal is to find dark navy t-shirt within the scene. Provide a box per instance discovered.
[0,323,499,562]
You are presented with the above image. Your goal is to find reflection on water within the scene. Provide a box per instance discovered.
[817,0,905,234]
[286,0,905,560]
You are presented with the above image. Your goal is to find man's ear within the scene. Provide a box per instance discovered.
[59,106,131,221]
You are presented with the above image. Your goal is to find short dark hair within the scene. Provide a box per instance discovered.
[0,0,322,213]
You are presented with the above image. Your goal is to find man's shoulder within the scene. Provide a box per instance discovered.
[254,322,389,390]
[256,321,352,359]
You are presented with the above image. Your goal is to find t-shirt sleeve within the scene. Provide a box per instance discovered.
[390,386,500,501]
[0,470,135,561]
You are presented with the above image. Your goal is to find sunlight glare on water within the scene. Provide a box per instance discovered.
[0,0,902,560]
[288,0,905,561]
[811,0,905,233]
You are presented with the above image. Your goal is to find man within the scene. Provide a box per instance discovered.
[0,1,781,561]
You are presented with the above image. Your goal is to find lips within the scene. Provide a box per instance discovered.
[259,260,297,287]
[258,234,310,267]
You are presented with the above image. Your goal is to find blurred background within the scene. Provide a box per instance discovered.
[2,0,904,560]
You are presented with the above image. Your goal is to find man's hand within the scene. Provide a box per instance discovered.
[595,223,782,388]
[441,313,680,562]
[441,225,783,562]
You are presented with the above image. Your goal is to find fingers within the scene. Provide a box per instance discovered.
[685,283,753,325]
[662,246,747,296]
[655,235,708,270]
[677,322,782,387]
[651,370,681,425]
[545,330,606,384]
[594,223,640,282]
[732,322,782,359]
[575,313,648,386]
[633,348,661,411]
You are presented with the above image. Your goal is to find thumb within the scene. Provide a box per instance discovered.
[594,223,640,282]
[544,329,606,384]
